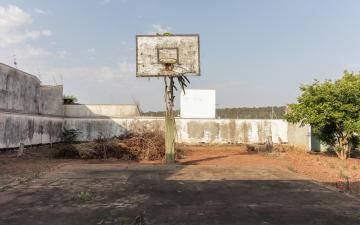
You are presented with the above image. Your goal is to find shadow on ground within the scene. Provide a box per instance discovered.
[0,164,359,225]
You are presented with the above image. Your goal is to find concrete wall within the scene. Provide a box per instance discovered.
[0,63,40,114]
[0,63,311,150]
[0,63,63,116]
[287,123,311,149]
[0,112,63,148]
[0,63,65,148]
[64,104,140,118]
[64,118,289,144]
[1,115,310,149]
[39,85,64,116]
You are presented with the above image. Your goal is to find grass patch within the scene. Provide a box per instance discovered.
[76,191,91,202]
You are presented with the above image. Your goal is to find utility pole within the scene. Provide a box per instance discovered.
[164,77,176,162]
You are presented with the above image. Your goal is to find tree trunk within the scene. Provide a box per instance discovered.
[336,137,349,160]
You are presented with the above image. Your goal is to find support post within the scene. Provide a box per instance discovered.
[164,77,176,163]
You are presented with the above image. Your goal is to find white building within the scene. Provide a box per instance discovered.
[180,89,216,118]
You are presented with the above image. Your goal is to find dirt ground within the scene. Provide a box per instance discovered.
[0,144,360,225]
[177,145,360,196]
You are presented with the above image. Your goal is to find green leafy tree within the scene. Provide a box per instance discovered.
[285,71,360,160]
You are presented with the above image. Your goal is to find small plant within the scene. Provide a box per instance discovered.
[132,214,146,225]
[156,32,172,36]
[63,95,78,104]
[62,128,81,143]
[339,170,349,180]
[338,170,351,192]
[77,191,91,201]
[265,136,273,152]
[114,217,130,225]
[329,163,335,169]
[352,165,357,170]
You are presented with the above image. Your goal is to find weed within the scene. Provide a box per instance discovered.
[115,217,130,225]
[329,163,335,169]
[338,170,351,192]
[352,165,357,170]
[339,170,349,180]
[77,191,91,201]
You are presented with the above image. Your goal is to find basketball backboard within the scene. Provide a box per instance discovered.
[136,34,200,77]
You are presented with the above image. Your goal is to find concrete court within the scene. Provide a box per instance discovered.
[0,163,359,225]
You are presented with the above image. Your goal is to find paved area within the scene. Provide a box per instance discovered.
[0,163,359,225]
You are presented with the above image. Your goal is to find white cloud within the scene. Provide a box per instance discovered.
[118,61,135,73]
[0,4,52,69]
[149,24,172,34]
[0,5,52,47]
[57,50,69,58]
[87,48,95,53]
[33,8,47,15]
[16,45,50,58]
[0,5,31,28]
[42,60,163,109]
[0,30,51,47]
[41,60,135,87]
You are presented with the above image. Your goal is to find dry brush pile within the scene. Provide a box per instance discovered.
[51,130,180,161]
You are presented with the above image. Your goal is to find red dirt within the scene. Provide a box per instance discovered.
[176,144,360,196]
[1,144,359,197]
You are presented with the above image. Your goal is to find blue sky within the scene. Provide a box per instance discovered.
[1,0,360,111]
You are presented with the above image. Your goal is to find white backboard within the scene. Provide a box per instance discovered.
[180,89,216,118]
[136,34,200,77]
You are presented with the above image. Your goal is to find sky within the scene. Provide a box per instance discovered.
[0,0,360,111]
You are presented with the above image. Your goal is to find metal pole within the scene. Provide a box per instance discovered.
[164,77,175,163]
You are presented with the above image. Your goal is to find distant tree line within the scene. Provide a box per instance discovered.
[142,106,286,119]
[216,106,285,119]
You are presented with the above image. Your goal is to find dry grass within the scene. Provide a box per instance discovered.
[51,130,183,161]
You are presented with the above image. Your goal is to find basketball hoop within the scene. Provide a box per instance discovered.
[136,34,201,163]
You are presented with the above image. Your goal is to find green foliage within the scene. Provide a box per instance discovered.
[63,95,78,104]
[216,106,285,119]
[285,71,360,159]
[77,191,91,201]
[142,106,286,119]
[156,32,173,36]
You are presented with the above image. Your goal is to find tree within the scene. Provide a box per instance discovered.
[285,71,360,160]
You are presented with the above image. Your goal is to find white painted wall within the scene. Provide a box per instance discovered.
[64,118,288,144]
[180,89,216,118]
